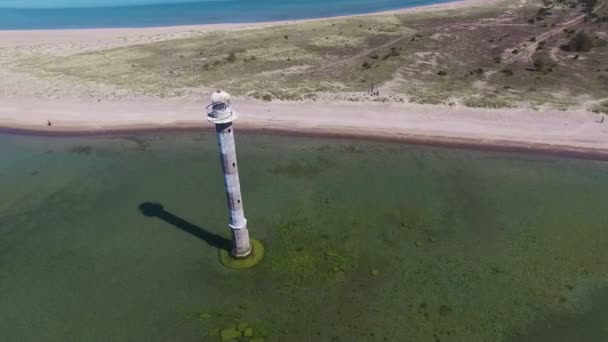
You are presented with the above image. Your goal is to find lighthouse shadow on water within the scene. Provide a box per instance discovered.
[138,202,231,251]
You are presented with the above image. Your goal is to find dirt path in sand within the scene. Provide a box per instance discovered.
[504,3,604,64]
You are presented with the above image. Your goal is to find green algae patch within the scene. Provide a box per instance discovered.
[219,238,265,269]
[237,322,249,331]
[208,327,220,336]
[268,216,355,285]
[243,327,254,337]
[207,322,265,341]
[197,312,212,320]
[220,327,241,341]
[324,250,340,257]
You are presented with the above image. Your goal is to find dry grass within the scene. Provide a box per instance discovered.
[9,0,608,110]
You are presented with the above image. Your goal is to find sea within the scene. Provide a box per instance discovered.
[0,0,456,30]
[3,0,608,340]
[2,131,608,341]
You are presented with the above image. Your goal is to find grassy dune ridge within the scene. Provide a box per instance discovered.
[8,0,608,110]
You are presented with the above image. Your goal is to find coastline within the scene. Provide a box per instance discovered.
[3,0,608,160]
[2,97,608,161]
[0,0,506,47]
[4,123,608,162]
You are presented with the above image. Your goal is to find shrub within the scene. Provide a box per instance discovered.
[597,100,608,114]
[463,95,514,108]
[437,70,447,76]
[537,7,551,16]
[568,31,594,52]
[362,61,371,69]
[472,68,484,75]
[262,94,272,102]
[226,52,237,63]
[533,52,554,72]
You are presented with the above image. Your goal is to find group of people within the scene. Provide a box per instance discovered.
[368,84,380,97]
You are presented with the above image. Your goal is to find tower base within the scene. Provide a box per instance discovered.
[219,238,265,269]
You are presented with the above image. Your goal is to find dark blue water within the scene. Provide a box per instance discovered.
[0,0,455,30]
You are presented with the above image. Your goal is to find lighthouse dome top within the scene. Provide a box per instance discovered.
[210,90,231,104]
[207,90,238,124]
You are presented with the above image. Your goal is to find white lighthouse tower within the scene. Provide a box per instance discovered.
[207,91,263,268]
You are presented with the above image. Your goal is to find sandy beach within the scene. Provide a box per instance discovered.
[2,96,608,159]
[2,0,608,158]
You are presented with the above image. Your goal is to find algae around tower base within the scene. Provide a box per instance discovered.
[219,238,265,269]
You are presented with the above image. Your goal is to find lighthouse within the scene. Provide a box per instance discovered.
[206,91,263,268]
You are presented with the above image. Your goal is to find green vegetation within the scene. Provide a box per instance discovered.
[463,93,516,109]
[267,215,354,285]
[567,31,594,52]
[594,100,608,114]
[17,14,415,100]
[7,0,608,110]
[532,52,554,73]
[218,238,265,269]
[197,310,270,341]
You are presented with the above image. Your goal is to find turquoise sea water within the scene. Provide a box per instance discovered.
[2,132,608,341]
[0,0,455,29]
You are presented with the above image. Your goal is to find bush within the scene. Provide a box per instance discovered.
[437,70,448,76]
[226,52,237,63]
[568,31,593,52]
[533,52,554,72]
[463,94,514,108]
[537,7,551,16]
[262,94,272,102]
[597,100,608,114]
[362,61,371,69]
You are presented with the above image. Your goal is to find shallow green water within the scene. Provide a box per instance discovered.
[1,132,608,341]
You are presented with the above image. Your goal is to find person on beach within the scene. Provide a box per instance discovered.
[47,120,52,127]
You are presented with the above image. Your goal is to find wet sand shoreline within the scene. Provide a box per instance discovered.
[3,118,608,162]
